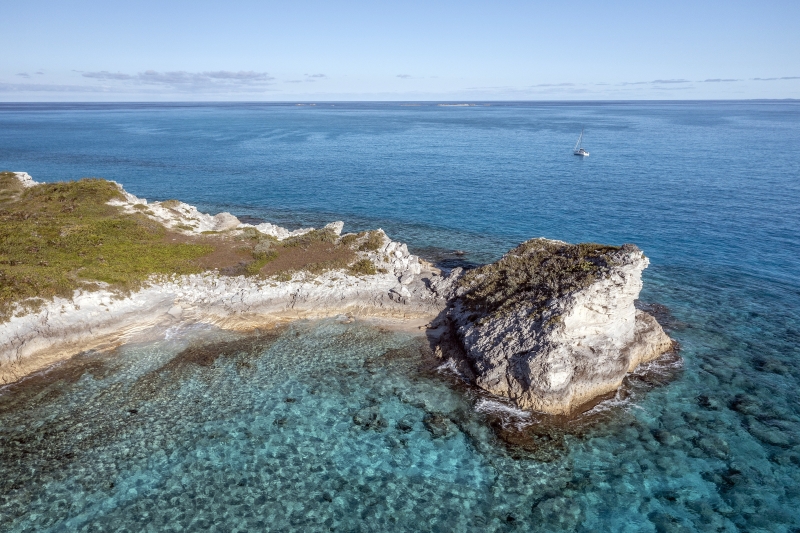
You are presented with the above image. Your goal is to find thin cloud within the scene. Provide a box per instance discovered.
[702,78,739,82]
[464,85,514,90]
[397,74,412,79]
[138,70,273,85]
[619,79,691,86]
[16,73,30,78]
[79,70,276,92]
[752,76,800,81]
[35,71,44,75]
[531,83,575,87]
[204,71,273,81]
[306,73,327,78]
[83,71,133,80]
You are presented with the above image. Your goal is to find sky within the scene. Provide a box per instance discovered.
[1,0,798,101]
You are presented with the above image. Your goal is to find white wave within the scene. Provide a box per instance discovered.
[582,390,633,416]
[633,353,684,376]
[436,358,460,376]
[474,398,533,423]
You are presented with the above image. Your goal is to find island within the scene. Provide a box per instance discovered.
[0,172,674,415]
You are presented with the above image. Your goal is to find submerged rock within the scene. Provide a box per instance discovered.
[423,413,457,438]
[447,238,674,415]
[353,406,387,431]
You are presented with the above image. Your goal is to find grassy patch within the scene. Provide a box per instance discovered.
[338,233,360,247]
[457,238,635,323]
[348,258,377,276]
[358,230,385,252]
[0,177,213,321]
[159,199,182,209]
[338,230,385,252]
[229,225,358,279]
[282,227,339,248]
[0,172,26,204]
[0,173,390,320]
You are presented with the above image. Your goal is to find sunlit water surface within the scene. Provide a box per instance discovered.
[1,101,799,531]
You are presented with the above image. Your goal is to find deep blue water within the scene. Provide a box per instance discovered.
[1,101,800,532]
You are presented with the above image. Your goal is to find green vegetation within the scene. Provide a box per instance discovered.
[236,226,382,279]
[457,238,634,323]
[0,173,387,320]
[338,233,359,247]
[0,174,212,320]
[238,229,279,275]
[337,230,384,252]
[348,258,377,276]
[358,230,385,252]
[159,199,182,209]
[281,227,339,248]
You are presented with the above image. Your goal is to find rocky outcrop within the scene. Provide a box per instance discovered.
[0,173,450,383]
[12,172,36,188]
[109,183,314,238]
[0,232,447,385]
[445,238,674,415]
[1,173,674,411]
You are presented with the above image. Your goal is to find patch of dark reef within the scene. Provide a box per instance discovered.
[636,301,689,332]
[0,349,115,415]
[160,331,284,371]
[0,347,134,491]
[0,330,288,499]
[128,329,286,404]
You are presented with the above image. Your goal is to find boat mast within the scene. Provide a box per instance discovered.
[574,129,583,151]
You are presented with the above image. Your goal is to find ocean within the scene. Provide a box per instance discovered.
[1,101,799,532]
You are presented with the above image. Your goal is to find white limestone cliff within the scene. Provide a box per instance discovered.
[12,172,36,188]
[448,241,674,415]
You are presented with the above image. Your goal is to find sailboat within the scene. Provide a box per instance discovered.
[573,129,589,157]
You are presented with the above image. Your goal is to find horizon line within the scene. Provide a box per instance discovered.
[0,98,798,105]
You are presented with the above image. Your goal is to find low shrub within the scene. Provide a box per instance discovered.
[457,238,632,322]
[160,199,182,209]
[358,231,385,252]
[0,177,213,321]
[282,228,339,248]
[349,258,377,276]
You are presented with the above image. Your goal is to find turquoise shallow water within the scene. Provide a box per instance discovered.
[1,101,800,531]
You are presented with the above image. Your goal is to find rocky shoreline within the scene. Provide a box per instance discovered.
[0,173,674,414]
